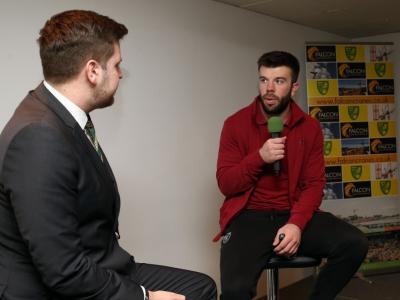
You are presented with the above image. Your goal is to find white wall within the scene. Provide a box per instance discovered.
[0,0,346,295]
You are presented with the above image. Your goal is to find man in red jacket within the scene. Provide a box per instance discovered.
[216,51,368,300]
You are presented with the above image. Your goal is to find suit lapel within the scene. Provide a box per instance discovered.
[32,83,120,221]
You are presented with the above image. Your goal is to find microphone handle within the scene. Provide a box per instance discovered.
[271,132,281,176]
[273,160,280,176]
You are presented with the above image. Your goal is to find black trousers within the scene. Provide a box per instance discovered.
[220,210,368,300]
[131,263,217,300]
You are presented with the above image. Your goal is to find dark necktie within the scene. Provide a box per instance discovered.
[84,115,103,161]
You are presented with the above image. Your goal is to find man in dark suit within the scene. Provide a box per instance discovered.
[0,10,216,300]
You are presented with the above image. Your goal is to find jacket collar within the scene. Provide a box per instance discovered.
[253,96,306,129]
[31,82,77,129]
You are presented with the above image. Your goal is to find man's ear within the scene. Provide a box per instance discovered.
[85,59,101,85]
[291,82,300,97]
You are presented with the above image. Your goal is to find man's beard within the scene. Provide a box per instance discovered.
[259,90,292,116]
[94,79,117,109]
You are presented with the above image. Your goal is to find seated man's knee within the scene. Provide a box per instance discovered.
[341,228,369,261]
[199,273,217,299]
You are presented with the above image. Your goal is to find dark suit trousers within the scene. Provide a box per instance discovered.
[220,211,368,300]
[131,263,217,300]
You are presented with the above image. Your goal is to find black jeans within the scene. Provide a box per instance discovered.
[220,210,368,300]
[131,263,217,300]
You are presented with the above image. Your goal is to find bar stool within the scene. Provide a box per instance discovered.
[265,255,321,300]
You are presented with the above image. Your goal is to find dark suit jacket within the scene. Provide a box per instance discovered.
[0,83,143,299]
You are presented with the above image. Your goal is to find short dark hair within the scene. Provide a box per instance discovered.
[38,10,128,84]
[257,51,300,82]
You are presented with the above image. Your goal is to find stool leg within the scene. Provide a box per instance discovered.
[266,268,279,300]
[273,268,279,300]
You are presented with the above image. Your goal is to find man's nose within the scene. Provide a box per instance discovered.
[266,81,275,91]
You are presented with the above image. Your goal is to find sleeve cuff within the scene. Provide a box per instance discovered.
[141,286,147,300]
[287,215,307,232]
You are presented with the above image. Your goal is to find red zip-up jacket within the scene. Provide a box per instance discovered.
[214,98,325,241]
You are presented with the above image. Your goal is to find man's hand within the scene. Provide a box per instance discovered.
[272,223,301,257]
[149,291,185,300]
[259,137,287,163]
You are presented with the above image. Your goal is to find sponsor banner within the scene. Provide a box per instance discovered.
[307,80,338,97]
[366,45,393,62]
[370,138,397,154]
[309,105,339,122]
[321,122,340,140]
[343,181,372,198]
[306,62,337,79]
[369,121,396,138]
[372,180,398,196]
[325,166,343,182]
[336,45,365,62]
[324,140,341,157]
[340,122,369,139]
[342,164,371,182]
[367,79,395,95]
[323,182,343,200]
[306,45,336,62]
[366,63,394,79]
[337,63,366,79]
[308,43,398,272]
[308,95,395,105]
[372,162,398,180]
[369,103,396,120]
[338,79,367,96]
[325,153,397,166]
[307,43,398,201]
[339,105,368,122]
[341,138,370,156]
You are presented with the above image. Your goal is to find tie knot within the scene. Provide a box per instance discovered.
[85,116,94,130]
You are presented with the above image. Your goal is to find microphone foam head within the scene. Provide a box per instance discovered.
[267,116,283,133]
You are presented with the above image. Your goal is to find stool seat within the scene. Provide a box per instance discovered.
[266,255,321,269]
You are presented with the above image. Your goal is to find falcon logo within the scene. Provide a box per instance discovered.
[307,47,319,61]
[370,139,382,154]
[310,107,322,119]
[344,182,371,198]
[341,123,352,138]
[370,138,396,153]
[338,64,350,78]
[344,183,356,198]
[368,80,379,94]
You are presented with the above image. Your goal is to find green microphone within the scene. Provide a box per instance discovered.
[267,116,283,176]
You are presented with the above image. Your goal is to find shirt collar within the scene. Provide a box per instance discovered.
[43,80,88,129]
